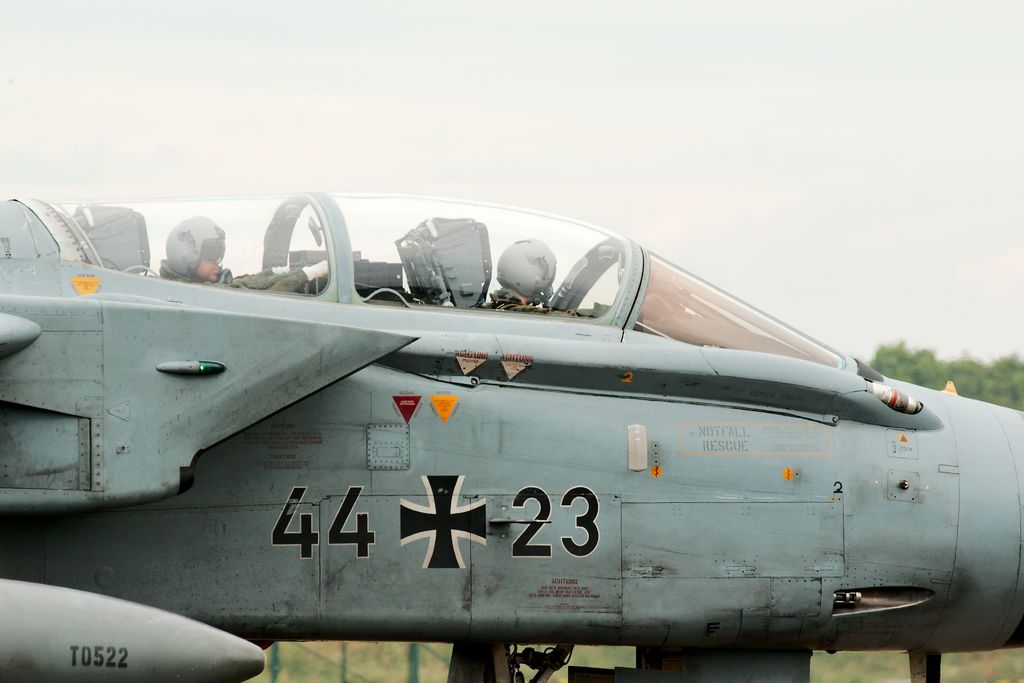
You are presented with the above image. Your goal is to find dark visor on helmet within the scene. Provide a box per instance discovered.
[199,237,225,263]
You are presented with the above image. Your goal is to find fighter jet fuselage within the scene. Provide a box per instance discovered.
[0,193,1020,682]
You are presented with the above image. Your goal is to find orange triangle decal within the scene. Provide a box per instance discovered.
[431,395,459,423]
[71,275,101,295]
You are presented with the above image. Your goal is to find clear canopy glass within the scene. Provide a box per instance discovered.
[24,193,843,368]
[634,255,843,367]
[33,195,329,296]
[336,195,631,320]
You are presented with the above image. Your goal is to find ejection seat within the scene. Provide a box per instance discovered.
[393,217,492,308]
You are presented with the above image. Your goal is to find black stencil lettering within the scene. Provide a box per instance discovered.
[511,487,552,558]
[272,486,318,559]
[328,486,375,558]
[560,486,600,557]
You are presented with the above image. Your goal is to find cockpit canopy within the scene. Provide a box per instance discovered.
[29,194,632,319]
[336,195,630,319]
[12,193,843,368]
[30,195,330,296]
[633,255,842,367]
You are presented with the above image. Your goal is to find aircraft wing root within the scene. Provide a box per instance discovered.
[0,294,415,513]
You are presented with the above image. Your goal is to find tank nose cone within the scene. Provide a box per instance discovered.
[205,633,266,682]
[0,579,265,682]
[158,616,267,682]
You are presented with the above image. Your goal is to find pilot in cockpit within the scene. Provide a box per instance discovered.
[160,216,328,293]
[484,238,564,313]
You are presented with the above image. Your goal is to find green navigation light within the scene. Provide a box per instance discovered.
[198,361,226,375]
[156,360,227,376]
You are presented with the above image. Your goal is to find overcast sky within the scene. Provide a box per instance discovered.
[2,1,1022,361]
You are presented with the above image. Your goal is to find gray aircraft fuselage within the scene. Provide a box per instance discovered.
[1,192,1022,681]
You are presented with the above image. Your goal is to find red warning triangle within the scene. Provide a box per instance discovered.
[392,395,422,424]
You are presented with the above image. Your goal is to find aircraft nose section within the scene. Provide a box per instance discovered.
[997,408,1024,647]
[922,398,1024,652]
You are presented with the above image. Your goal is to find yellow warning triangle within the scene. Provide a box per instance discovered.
[71,276,101,295]
[942,380,959,396]
[431,395,459,423]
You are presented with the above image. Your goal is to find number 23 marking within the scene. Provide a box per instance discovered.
[511,485,600,558]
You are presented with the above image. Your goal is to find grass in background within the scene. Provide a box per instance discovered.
[252,642,1024,683]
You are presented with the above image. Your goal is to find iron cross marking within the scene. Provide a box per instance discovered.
[400,475,486,568]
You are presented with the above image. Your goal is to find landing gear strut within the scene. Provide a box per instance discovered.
[506,643,574,683]
[910,653,941,683]
[445,642,574,683]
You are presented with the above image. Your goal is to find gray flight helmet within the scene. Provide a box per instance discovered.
[496,239,557,305]
[164,217,226,278]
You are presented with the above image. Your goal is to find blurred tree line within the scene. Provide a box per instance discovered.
[871,342,1024,411]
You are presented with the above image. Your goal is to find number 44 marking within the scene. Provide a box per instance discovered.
[272,486,375,559]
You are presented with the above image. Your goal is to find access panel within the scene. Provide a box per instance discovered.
[623,502,844,579]
[470,490,621,643]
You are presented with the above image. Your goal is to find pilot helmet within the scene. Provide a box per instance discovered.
[497,239,557,305]
[165,217,226,278]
